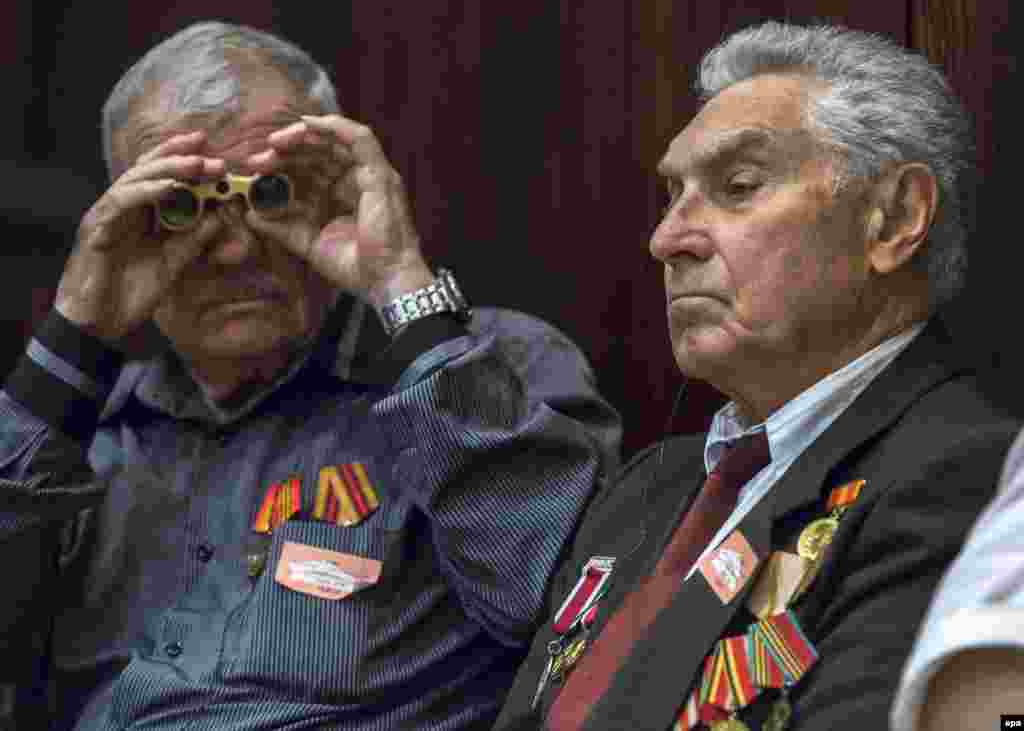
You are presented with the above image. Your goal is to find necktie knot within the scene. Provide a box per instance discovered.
[710,430,771,499]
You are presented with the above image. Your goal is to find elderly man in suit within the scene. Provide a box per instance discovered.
[494,21,1020,731]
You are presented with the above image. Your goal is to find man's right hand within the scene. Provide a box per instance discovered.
[56,131,225,344]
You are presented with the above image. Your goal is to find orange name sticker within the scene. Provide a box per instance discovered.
[274,541,382,600]
[698,529,759,605]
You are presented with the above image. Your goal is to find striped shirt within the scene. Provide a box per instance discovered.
[0,302,621,730]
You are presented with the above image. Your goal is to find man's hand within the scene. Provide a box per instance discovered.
[56,131,225,343]
[245,115,434,310]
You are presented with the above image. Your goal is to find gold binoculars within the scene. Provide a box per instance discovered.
[155,173,293,231]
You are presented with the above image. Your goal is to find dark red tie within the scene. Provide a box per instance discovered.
[546,430,771,731]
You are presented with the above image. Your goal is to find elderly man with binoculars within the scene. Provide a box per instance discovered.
[0,21,620,731]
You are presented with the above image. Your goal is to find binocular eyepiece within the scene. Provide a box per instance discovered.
[156,173,293,231]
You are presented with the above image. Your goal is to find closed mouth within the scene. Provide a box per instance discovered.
[198,278,290,315]
[669,292,719,303]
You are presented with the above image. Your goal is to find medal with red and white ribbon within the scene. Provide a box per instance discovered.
[531,556,615,709]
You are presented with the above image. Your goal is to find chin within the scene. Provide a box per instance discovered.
[670,327,739,383]
[178,315,312,362]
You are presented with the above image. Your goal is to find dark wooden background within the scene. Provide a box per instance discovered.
[1,1,1015,457]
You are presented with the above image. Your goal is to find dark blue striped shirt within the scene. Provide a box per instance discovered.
[0,303,620,730]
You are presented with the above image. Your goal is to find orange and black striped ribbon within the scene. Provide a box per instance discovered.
[751,626,785,689]
[723,635,756,708]
[826,479,865,512]
[312,462,380,527]
[252,477,302,534]
[754,610,818,686]
[677,609,816,729]
[698,646,732,725]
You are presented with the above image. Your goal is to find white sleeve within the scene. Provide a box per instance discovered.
[890,427,1024,731]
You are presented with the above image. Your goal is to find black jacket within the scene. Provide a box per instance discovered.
[494,320,1021,731]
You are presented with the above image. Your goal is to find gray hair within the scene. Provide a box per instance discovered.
[697,22,974,311]
[101,21,339,175]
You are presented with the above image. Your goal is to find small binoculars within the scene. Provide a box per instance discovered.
[156,173,293,231]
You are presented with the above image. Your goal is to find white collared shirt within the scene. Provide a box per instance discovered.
[684,322,927,580]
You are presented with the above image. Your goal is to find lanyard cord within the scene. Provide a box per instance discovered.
[615,377,689,563]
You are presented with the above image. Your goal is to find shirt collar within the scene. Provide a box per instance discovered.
[705,322,927,474]
[102,296,368,427]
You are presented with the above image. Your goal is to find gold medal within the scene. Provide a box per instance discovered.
[796,517,838,561]
[712,717,751,731]
[550,635,588,680]
[763,695,792,731]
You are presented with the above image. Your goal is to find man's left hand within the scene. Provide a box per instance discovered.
[246,114,434,310]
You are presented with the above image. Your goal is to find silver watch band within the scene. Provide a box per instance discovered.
[379,268,471,335]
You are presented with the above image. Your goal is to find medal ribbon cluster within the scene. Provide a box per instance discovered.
[251,463,380,535]
[675,610,818,730]
[248,463,380,579]
[675,478,865,730]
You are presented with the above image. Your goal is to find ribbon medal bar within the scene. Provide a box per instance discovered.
[676,610,818,731]
[253,476,302,534]
[531,555,615,709]
[313,462,380,527]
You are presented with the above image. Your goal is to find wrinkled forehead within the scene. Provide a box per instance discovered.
[660,74,827,175]
[110,70,319,177]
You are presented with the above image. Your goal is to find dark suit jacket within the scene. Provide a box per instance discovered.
[494,320,1021,731]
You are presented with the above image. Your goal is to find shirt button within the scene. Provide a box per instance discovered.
[196,544,214,563]
[164,642,183,658]
[247,552,268,578]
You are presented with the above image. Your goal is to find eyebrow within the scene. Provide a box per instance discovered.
[135,102,310,144]
[262,105,310,128]
[656,127,788,180]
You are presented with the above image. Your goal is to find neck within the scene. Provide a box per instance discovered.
[729,304,928,425]
[187,348,296,405]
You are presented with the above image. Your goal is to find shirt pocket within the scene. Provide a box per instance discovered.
[225,516,384,702]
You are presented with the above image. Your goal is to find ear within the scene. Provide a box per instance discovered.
[864,163,938,274]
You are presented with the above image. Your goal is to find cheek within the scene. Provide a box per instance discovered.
[728,226,807,327]
[271,252,335,328]
[729,211,848,331]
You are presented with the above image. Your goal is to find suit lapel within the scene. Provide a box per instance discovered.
[768,318,965,523]
[583,319,966,730]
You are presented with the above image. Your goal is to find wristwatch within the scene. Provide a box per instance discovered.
[379,268,472,335]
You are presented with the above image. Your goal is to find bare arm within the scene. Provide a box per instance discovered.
[919,647,1024,731]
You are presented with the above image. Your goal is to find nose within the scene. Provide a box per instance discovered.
[207,197,263,266]
[648,187,715,264]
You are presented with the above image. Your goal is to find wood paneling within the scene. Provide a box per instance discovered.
[911,0,1017,409]
[3,0,1012,453]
